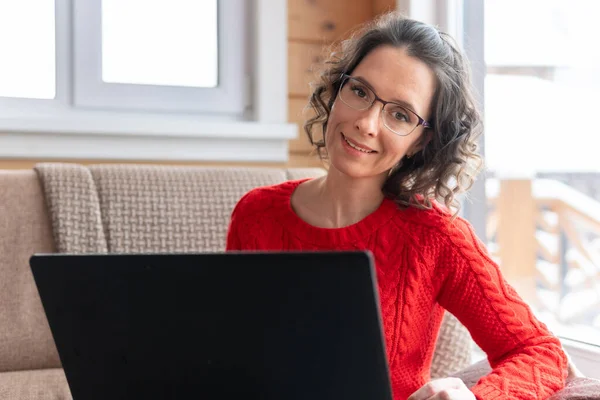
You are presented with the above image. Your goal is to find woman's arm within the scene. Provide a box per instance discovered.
[437,217,568,399]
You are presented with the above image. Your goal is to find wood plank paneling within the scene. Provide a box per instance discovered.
[289,0,373,42]
[373,0,397,16]
[288,41,326,97]
[288,152,323,168]
[288,97,317,153]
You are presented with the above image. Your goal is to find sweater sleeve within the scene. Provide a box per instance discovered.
[225,214,242,251]
[436,217,568,399]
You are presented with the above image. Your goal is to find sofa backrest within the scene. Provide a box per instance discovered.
[35,164,325,254]
[88,165,298,253]
[0,170,60,372]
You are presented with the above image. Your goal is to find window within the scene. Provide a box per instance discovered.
[0,0,56,99]
[74,0,246,114]
[101,0,218,88]
[0,0,293,163]
[75,0,245,114]
[440,0,600,376]
[484,0,600,347]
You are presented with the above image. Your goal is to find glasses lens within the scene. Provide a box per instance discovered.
[382,103,419,136]
[338,76,421,136]
[339,78,374,110]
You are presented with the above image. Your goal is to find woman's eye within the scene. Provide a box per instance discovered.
[351,85,367,98]
[393,111,409,122]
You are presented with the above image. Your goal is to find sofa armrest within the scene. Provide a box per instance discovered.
[450,359,600,399]
[448,359,491,389]
[548,377,600,400]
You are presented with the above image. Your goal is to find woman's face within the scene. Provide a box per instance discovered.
[325,45,437,180]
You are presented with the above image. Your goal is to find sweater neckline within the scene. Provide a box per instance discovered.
[277,179,400,246]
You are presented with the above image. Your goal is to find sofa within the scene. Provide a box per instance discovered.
[0,162,598,399]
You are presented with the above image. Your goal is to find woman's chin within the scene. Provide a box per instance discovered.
[328,158,388,181]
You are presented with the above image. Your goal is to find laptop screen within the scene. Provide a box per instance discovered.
[31,251,392,400]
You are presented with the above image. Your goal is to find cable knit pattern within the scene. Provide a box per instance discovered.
[226,179,568,400]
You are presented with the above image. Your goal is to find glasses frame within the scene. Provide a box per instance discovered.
[337,73,431,136]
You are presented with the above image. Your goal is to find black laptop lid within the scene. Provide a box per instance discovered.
[30,251,392,400]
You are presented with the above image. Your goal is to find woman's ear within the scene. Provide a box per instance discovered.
[408,130,433,156]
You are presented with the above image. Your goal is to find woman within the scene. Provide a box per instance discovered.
[226,12,568,399]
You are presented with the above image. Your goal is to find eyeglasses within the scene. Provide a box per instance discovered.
[337,73,431,136]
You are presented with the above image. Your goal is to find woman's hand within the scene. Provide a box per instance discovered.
[408,378,475,400]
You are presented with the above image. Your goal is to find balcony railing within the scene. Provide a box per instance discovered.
[486,178,600,331]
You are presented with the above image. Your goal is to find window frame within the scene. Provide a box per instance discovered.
[73,0,247,115]
[0,0,295,163]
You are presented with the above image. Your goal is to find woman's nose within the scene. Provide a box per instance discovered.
[354,103,383,137]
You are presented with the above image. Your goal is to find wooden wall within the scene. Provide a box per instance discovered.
[0,0,396,170]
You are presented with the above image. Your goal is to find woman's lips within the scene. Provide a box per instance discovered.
[341,133,377,153]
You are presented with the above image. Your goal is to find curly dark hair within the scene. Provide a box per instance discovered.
[304,12,483,215]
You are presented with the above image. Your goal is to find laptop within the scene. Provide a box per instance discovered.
[30,251,393,400]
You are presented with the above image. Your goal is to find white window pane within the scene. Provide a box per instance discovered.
[102,0,218,88]
[0,0,55,99]
[484,0,600,346]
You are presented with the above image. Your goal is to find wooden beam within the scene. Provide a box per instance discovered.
[496,179,538,302]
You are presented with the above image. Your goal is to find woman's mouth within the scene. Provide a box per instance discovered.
[341,133,376,154]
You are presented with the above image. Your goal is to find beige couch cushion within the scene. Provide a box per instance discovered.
[0,170,60,372]
[0,368,70,400]
[87,165,294,253]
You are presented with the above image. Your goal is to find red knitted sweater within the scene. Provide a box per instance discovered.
[226,179,568,399]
